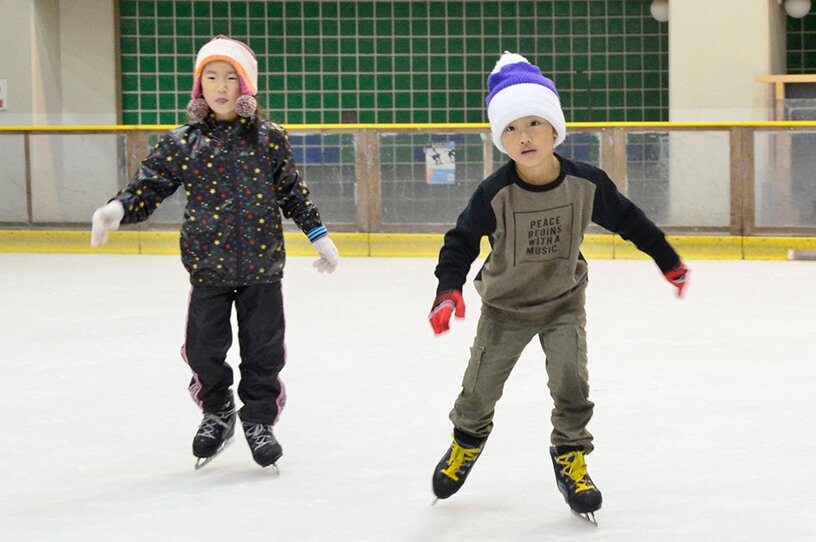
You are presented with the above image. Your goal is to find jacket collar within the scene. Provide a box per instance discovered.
[196,113,256,138]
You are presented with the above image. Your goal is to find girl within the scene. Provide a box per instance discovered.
[91,35,339,470]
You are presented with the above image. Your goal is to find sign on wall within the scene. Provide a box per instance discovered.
[424,141,455,185]
[0,80,6,111]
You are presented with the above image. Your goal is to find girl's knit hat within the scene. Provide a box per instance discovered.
[187,35,258,120]
[485,52,567,154]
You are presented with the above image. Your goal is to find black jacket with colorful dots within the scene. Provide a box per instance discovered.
[115,114,326,287]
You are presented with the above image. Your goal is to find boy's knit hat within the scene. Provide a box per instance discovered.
[187,35,258,119]
[486,52,567,154]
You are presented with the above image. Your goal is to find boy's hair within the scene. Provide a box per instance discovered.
[486,52,567,154]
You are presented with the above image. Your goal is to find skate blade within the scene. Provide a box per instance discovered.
[256,450,282,474]
[572,510,598,526]
[195,456,214,470]
[194,438,233,470]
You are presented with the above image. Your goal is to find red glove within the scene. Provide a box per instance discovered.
[429,290,465,335]
[664,264,689,298]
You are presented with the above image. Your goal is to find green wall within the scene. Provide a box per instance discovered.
[787,7,816,74]
[119,0,669,125]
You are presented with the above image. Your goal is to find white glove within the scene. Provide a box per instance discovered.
[312,236,339,273]
[90,200,125,248]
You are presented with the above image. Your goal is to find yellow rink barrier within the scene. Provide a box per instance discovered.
[1,230,816,260]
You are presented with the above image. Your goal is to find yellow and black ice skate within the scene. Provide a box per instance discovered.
[550,446,602,525]
[432,431,486,503]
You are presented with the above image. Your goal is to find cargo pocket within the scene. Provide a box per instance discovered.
[462,344,485,395]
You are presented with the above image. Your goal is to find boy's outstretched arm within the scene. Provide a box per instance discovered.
[587,166,689,299]
[429,185,494,334]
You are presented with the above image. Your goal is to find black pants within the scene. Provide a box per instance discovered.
[182,282,286,425]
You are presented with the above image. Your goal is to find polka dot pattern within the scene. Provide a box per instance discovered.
[117,115,325,286]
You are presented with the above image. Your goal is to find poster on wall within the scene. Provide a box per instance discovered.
[424,141,455,184]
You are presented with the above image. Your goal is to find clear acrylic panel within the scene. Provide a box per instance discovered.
[288,133,358,225]
[29,134,124,224]
[783,98,816,121]
[379,132,485,225]
[626,132,671,224]
[558,131,602,168]
[754,131,816,228]
[627,131,730,228]
[0,135,29,222]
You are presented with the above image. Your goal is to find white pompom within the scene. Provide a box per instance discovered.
[491,52,531,74]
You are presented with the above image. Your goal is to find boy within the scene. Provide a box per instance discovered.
[428,52,687,522]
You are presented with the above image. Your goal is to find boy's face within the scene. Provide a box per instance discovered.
[500,116,558,167]
[200,60,242,121]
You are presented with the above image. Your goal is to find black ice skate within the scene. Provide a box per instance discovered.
[242,422,283,472]
[432,431,486,502]
[192,397,236,470]
[549,446,602,525]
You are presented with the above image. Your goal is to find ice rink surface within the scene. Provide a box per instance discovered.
[1,253,815,541]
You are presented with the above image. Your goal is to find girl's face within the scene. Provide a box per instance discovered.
[200,60,241,121]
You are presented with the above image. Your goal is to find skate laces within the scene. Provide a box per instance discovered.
[198,412,232,439]
[556,451,595,493]
[441,438,481,481]
[244,423,273,450]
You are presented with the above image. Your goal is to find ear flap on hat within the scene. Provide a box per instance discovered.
[234,95,258,118]
[187,98,209,120]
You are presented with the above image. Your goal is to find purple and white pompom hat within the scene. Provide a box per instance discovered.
[485,52,567,153]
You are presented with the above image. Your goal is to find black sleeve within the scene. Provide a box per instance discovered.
[590,168,681,273]
[265,124,324,235]
[116,130,184,224]
[434,183,497,294]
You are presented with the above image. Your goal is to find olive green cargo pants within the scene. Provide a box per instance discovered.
[449,308,595,453]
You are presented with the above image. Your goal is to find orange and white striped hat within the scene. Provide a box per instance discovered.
[191,35,258,99]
